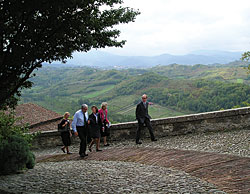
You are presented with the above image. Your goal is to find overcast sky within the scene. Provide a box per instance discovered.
[100,0,250,56]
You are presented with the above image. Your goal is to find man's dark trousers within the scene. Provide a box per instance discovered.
[77,126,88,155]
[136,118,155,142]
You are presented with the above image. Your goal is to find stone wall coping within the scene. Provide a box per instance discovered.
[31,129,74,136]
[30,117,63,129]
[110,107,250,129]
[31,107,250,134]
[32,130,59,136]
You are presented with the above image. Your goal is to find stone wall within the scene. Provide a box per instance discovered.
[31,107,250,149]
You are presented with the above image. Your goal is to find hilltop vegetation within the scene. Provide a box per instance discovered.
[151,62,250,84]
[21,62,250,123]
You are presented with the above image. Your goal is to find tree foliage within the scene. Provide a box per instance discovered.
[241,51,250,74]
[0,0,139,109]
[146,80,250,113]
[0,111,35,175]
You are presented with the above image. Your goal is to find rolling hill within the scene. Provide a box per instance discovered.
[49,50,244,68]
[21,63,250,123]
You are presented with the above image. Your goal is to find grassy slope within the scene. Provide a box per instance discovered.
[106,95,187,120]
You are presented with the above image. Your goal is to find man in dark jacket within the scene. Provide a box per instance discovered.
[135,94,157,144]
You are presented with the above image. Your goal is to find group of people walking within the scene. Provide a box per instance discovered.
[59,102,110,157]
[59,94,157,157]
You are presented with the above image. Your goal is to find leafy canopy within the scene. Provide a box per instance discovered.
[241,51,250,74]
[0,0,139,109]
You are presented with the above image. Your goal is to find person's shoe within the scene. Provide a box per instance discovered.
[152,139,157,142]
[84,153,88,156]
[67,152,72,154]
[80,154,85,158]
[136,141,142,144]
[61,147,65,153]
[104,144,110,147]
[96,149,102,152]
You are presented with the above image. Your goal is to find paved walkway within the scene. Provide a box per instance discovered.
[1,130,249,193]
[1,160,224,194]
[37,147,250,194]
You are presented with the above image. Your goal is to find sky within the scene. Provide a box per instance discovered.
[100,0,250,56]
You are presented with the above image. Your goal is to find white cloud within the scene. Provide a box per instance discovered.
[101,0,250,56]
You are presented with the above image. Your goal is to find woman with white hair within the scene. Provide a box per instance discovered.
[99,102,110,146]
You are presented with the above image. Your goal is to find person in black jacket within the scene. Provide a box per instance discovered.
[135,94,157,144]
[88,106,102,152]
[59,112,72,154]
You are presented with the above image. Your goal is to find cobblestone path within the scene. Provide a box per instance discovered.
[0,130,249,194]
[0,160,226,194]
[36,147,250,194]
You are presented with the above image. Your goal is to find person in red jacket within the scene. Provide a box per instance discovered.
[99,102,110,146]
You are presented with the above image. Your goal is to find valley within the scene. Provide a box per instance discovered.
[21,62,250,123]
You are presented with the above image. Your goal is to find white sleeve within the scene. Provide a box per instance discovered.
[72,112,78,132]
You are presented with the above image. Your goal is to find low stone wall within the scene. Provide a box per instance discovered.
[31,107,250,149]
[31,130,79,149]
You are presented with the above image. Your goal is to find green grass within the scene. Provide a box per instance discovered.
[237,79,244,84]
[107,94,189,119]
[148,104,187,118]
[113,103,188,119]
[84,85,115,98]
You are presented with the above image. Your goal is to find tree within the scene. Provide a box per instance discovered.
[0,0,139,109]
[241,51,250,74]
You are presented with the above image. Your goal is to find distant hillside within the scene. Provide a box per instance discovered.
[151,61,250,85]
[21,64,250,123]
[50,50,244,68]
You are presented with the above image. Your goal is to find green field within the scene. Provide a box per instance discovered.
[84,85,115,98]
[237,79,244,84]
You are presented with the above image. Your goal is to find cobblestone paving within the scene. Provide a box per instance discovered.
[0,160,226,194]
[35,147,249,194]
[0,130,248,194]
[114,130,250,157]
[34,129,250,158]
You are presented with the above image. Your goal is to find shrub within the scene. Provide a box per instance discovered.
[0,111,35,175]
[0,135,35,174]
[26,152,36,169]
